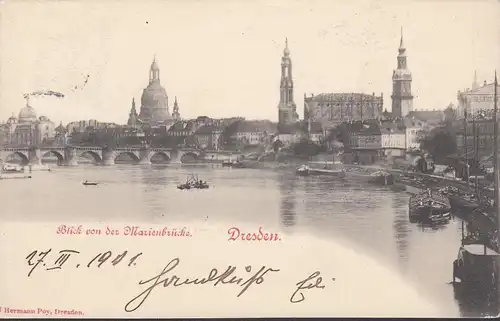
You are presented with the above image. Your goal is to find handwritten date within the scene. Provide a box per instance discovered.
[25,249,142,277]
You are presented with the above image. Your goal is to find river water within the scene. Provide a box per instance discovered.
[0,162,498,317]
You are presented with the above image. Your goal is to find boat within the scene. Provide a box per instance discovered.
[177,174,209,190]
[368,171,394,185]
[452,218,500,294]
[222,159,245,168]
[2,164,24,173]
[0,175,32,180]
[296,164,310,176]
[295,164,346,178]
[82,181,99,186]
[452,71,500,295]
[231,160,246,168]
[408,189,452,223]
[448,193,480,212]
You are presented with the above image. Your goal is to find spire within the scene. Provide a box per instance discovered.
[130,98,137,115]
[172,96,180,120]
[400,27,404,46]
[398,27,406,54]
[472,70,479,90]
[284,37,290,56]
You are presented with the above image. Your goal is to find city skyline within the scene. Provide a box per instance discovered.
[1,0,499,125]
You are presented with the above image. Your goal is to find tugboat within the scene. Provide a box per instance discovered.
[408,188,451,223]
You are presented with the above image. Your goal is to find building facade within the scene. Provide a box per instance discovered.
[277,38,298,131]
[456,74,500,119]
[0,97,56,146]
[304,92,384,128]
[137,57,174,126]
[456,118,498,160]
[391,28,413,118]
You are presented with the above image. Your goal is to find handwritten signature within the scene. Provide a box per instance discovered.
[24,250,335,312]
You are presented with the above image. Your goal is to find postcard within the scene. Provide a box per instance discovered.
[0,0,499,318]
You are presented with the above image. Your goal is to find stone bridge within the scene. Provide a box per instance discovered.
[0,146,206,166]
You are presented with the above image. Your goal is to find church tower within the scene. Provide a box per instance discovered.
[128,98,138,127]
[172,96,181,121]
[391,28,413,118]
[277,38,298,131]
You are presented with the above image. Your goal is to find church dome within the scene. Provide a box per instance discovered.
[18,105,37,123]
[7,115,17,124]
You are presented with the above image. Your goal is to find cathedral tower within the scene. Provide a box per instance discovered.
[391,28,413,118]
[277,38,298,130]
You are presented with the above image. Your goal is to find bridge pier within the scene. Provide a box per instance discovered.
[170,150,181,164]
[28,148,42,166]
[64,147,79,166]
[137,148,151,165]
[101,149,115,166]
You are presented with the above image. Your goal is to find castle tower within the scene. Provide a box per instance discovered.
[391,28,413,118]
[277,38,298,131]
[127,98,138,127]
[172,96,181,121]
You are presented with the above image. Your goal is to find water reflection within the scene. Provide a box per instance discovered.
[454,286,499,317]
[279,173,297,228]
[392,192,411,272]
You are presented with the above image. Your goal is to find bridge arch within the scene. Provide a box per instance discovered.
[4,152,30,165]
[79,151,102,163]
[114,151,140,163]
[180,152,198,163]
[42,150,64,164]
[149,151,171,163]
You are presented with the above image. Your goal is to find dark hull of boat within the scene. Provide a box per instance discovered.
[409,206,451,223]
[448,195,479,212]
[368,175,394,186]
[296,170,309,176]
[83,183,98,186]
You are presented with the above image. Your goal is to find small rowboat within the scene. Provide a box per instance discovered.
[82,181,99,186]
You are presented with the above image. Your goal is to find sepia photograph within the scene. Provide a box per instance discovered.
[0,0,499,318]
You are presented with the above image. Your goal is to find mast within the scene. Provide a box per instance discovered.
[493,70,499,212]
[464,106,469,184]
[472,114,479,198]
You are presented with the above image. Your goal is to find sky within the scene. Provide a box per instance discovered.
[0,0,499,125]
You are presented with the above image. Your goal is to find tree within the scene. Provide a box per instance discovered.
[328,124,351,151]
[272,139,284,152]
[419,128,457,163]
